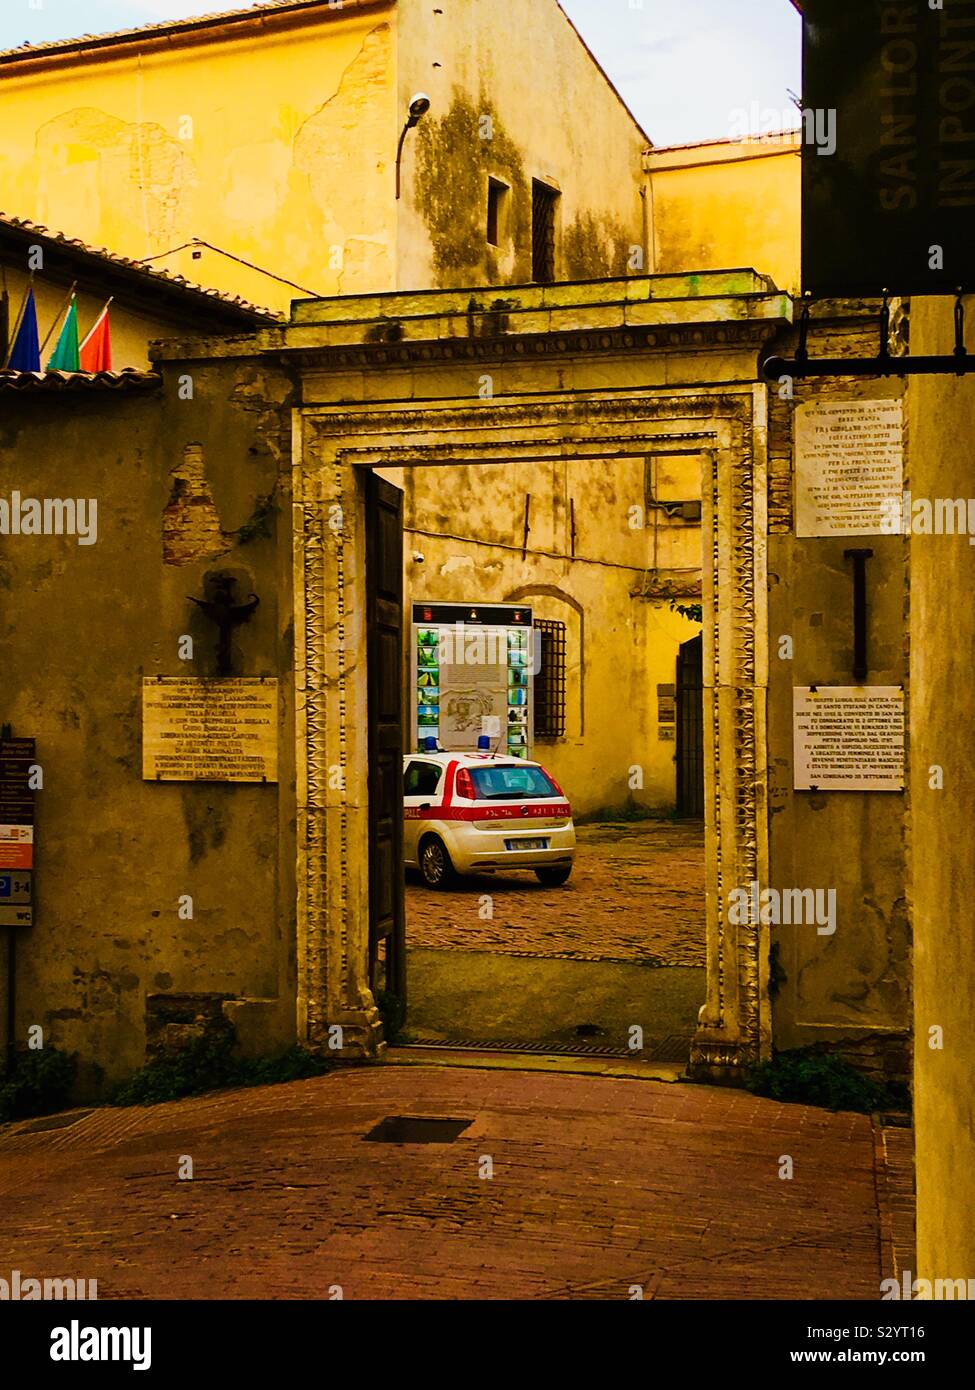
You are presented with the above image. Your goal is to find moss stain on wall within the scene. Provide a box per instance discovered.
[414,91,530,285]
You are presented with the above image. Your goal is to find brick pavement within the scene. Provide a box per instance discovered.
[0,1065,901,1300]
[407,820,705,966]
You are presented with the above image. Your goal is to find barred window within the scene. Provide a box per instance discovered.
[533,619,566,739]
[531,180,559,283]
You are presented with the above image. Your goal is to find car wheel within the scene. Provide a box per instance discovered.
[535,865,572,887]
[419,835,456,889]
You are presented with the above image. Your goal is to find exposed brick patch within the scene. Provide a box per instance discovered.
[162,442,232,566]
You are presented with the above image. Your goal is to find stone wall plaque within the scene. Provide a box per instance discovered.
[793,686,905,792]
[795,399,903,538]
[143,678,278,783]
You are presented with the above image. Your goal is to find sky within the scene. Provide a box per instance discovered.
[0,0,801,148]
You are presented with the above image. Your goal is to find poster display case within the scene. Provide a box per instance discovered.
[410,602,535,760]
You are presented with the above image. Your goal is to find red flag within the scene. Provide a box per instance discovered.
[79,303,112,372]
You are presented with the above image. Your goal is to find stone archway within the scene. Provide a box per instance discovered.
[292,384,772,1078]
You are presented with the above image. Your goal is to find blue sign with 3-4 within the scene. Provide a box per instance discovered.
[0,871,32,903]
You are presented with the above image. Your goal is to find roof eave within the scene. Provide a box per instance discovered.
[0,0,395,71]
[0,220,280,329]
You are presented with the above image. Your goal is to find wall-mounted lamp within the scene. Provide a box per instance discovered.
[396,93,431,200]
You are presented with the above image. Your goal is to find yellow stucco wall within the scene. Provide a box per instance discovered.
[649,136,800,293]
[0,5,399,312]
[396,0,649,289]
[1,0,649,314]
[907,296,975,1286]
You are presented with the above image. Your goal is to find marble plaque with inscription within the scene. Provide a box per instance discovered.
[143,678,278,783]
[795,399,903,537]
[793,687,904,792]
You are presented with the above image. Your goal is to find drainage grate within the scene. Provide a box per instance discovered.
[400,1035,694,1061]
[403,1036,632,1058]
[363,1115,473,1145]
[650,1034,694,1062]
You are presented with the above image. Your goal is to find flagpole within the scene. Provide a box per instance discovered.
[1,271,34,370]
[39,280,78,357]
[79,296,113,351]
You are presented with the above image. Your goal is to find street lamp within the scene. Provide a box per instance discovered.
[396,93,431,200]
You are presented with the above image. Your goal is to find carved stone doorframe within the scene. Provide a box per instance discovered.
[292,387,771,1076]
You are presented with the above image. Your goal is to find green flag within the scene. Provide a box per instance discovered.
[47,297,80,371]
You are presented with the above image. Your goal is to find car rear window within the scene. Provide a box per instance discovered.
[469,765,560,801]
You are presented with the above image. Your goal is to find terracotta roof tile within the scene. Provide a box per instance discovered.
[0,368,163,393]
[0,0,391,64]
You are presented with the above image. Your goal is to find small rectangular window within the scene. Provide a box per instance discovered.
[532,180,559,283]
[533,619,567,739]
[487,178,507,247]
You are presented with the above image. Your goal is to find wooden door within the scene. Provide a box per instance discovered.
[676,635,705,819]
[365,474,406,1009]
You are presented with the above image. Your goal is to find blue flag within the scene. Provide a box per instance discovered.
[8,288,40,371]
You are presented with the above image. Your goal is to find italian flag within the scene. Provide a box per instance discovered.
[46,295,79,371]
[80,300,113,372]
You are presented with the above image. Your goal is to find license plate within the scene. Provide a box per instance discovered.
[505,838,549,852]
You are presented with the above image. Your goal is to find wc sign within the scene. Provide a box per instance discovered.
[802,0,975,295]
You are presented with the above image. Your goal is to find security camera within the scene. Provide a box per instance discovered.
[408,93,431,123]
[412,551,426,564]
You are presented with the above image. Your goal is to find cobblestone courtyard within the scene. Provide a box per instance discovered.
[406,820,705,966]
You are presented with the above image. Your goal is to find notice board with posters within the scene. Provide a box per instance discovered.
[0,736,35,927]
[802,0,975,296]
[410,602,535,760]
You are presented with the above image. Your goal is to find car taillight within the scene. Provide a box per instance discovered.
[455,767,475,800]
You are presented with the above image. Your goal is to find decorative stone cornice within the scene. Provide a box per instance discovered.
[290,319,781,375]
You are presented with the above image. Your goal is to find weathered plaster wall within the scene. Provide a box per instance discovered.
[907,295,975,1283]
[649,137,800,294]
[766,306,910,1079]
[397,0,649,289]
[0,359,297,1092]
[0,5,398,312]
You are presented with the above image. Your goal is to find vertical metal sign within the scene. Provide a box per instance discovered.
[803,0,975,297]
[0,737,35,928]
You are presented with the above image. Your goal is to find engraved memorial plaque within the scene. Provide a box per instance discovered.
[793,686,905,792]
[795,400,903,538]
[142,678,278,783]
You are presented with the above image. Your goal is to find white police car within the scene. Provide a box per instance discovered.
[403,749,576,888]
